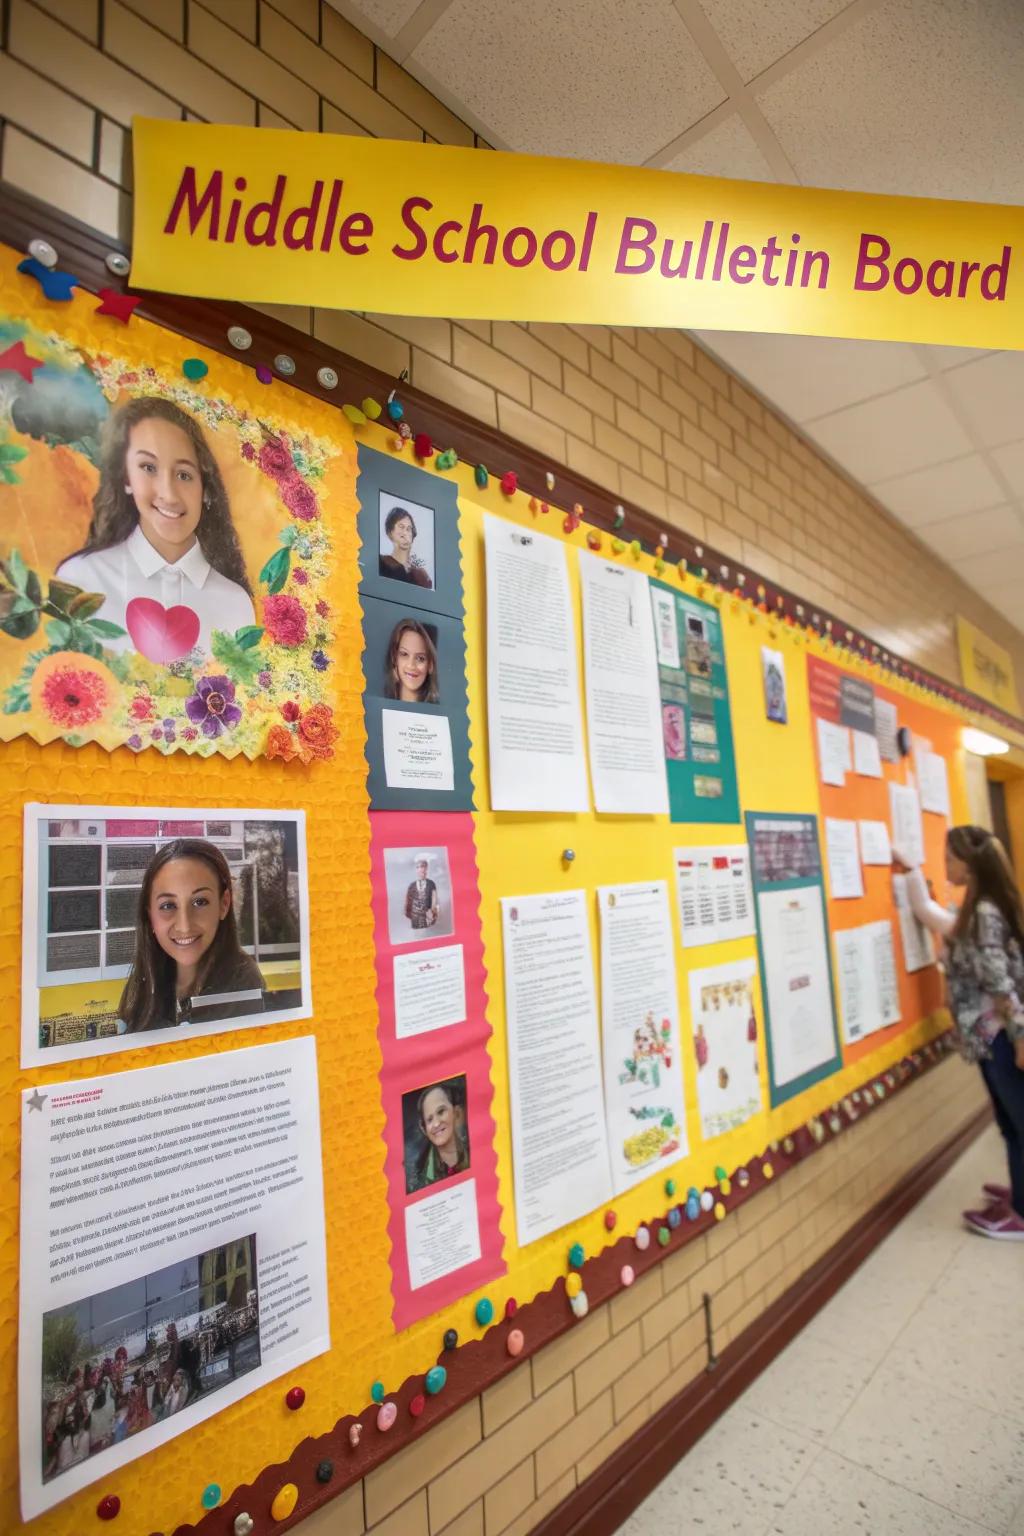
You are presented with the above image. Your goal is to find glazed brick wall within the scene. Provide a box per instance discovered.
[2,0,1024,684]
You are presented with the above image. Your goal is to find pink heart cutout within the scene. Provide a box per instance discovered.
[125,597,201,664]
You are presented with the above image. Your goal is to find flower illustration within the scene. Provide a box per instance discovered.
[241,441,256,461]
[297,703,338,760]
[130,693,155,722]
[281,475,318,522]
[263,593,308,648]
[311,648,330,672]
[265,724,298,762]
[316,599,330,619]
[127,733,143,751]
[281,700,301,723]
[182,726,199,742]
[29,653,119,731]
[258,438,294,479]
[185,675,242,738]
[292,568,309,585]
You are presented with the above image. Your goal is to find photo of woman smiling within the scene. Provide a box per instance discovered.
[118,839,265,1032]
[56,396,255,655]
[384,618,440,704]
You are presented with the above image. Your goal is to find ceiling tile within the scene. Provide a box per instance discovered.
[806,380,973,483]
[993,441,1024,499]
[915,505,1024,564]
[916,344,995,373]
[693,331,924,424]
[410,0,726,163]
[326,0,421,40]
[940,352,1024,450]
[661,113,776,181]
[949,545,1024,589]
[698,0,851,83]
[870,454,1006,528]
[753,0,1024,201]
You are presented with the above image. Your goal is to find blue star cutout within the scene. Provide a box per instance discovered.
[17,257,80,301]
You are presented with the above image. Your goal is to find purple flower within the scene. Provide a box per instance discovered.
[258,669,272,689]
[162,717,176,729]
[185,675,242,738]
[127,734,143,751]
[311,649,330,672]
[151,726,164,741]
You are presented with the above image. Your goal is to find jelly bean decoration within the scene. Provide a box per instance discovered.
[635,1224,650,1251]
[529,496,538,513]
[762,1162,775,1180]
[566,1271,582,1299]
[665,1178,676,1197]
[97,1495,121,1521]
[540,501,550,514]
[613,504,625,528]
[501,470,518,495]
[316,1461,334,1484]
[546,470,556,490]
[286,1385,306,1411]
[657,1225,671,1247]
[586,529,602,550]
[604,1209,618,1231]
[620,1264,635,1287]
[255,364,273,384]
[570,1290,589,1318]
[376,1402,397,1432]
[568,1241,585,1268]
[475,1297,494,1326]
[504,1297,518,1318]
[234,1516,255,1536]
[443,1328,458,1351]
[629,539,641,559]
[685,1195,700,1221]
[271,1484,299,1521]
[474,463,489,488]
[425,1366,447,1395]
[362,397,382,419]
[507,1328,525,1356]
[390,434,404,452]
[714,1202,726,1222]
[688,1186,699,1201]
[699,1191,714,1212]
[714,1165,727,1182]
[387,398,404,421]
[371,1381,385,1403]
[414,433,434,460]
[409,1393,426,1417]
[737,1168,750,1188]
[667,1206,682,1229]
[182,357,208,381]
[720,1178,732,1198]
[342,403,366,424]
[349,1423,362,1447]
[201,1485,221,1510]
[611,537,626,554]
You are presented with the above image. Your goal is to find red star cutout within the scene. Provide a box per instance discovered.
[95,287,142,324]
[0,340,44,382]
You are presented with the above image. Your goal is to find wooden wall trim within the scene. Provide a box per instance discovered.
[2,179,1022,736]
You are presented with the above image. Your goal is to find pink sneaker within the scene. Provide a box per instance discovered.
[963,1205,1024,1240]
[982,1182,1011,1202]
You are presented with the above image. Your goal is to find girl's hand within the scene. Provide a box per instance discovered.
[891,844,915,872]
[1015,1036,1024,1072]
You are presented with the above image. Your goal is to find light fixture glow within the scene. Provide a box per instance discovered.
[962,727,1009,757]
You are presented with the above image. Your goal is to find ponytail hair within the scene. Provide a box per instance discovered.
[948,824,1024,947]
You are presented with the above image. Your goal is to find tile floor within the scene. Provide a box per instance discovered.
[617,1123,1024,1535]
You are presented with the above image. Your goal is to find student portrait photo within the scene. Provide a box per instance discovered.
[22,806,312,1066]
[378,491,435,590]
[383,844,455,946]
[402,1076,471,1195]
[383,617,440,705]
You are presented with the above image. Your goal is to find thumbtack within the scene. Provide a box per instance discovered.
[562,848,576,866]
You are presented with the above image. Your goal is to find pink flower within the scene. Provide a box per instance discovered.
[281,700,301,723]
[129,693,155,722]
[263,593,308,648]
[241,441,256,461]
[292,568,309,586]
[258,439,294,479]
[316,599,330,619]
[281,474,318,522]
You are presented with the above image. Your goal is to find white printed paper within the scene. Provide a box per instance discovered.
[674,845,755,948]
[405,1180,481,1290]
[483,515,589,811]
[689,959,762,1140]
[889,782,925,869]
[393,944,466,1038]
[875,697,899,762]
[501,891,613,1244]
[918,750,951,818]
[651,585,681,669]
[598,882,688,1192]
[817,718,851,787]
[858,820,893,866]
[892,872,937,973]
[834,921,901,1044]
[19,1038,329,1520]
[381,708,455,791]
[757,886,838,1089]
[579,552,669,814]
[825,817,864,899]
[852,730,883,778]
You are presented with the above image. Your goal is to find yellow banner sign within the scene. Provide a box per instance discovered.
[957,617,1020,715]
[131,119,1024,347]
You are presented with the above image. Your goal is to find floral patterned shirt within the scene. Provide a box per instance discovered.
[944,899,1024,1063]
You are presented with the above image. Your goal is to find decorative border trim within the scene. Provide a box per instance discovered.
[1,182,1021,738]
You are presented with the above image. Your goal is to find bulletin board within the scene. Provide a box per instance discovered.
[0,239,1000,1536]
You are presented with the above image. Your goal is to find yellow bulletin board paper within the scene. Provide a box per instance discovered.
[957,615,1020,715]
[129,119,1024,348]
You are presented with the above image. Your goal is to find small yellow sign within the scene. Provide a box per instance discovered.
[957,616,1020,714]
[130,119,1024,347]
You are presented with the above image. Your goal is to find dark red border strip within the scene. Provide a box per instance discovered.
[2,182,1022,737]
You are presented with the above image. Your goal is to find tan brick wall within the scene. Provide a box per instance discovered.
[2,0,1023,684]
[298,1057,983,1536]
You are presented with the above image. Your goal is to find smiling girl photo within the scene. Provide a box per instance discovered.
[383,617,440,704]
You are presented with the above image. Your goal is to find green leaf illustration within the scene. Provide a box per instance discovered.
[234,625,265,650]
[259,546,290,595]
[211,629,263,686]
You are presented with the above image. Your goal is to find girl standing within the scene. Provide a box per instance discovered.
[58,396,255,655]
[895,825,1024,1239]
[119,838,265,1032]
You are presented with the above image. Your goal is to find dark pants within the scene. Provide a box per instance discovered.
[979,1029,1024,1216]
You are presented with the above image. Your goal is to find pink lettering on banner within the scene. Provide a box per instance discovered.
[105,820,160,838]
